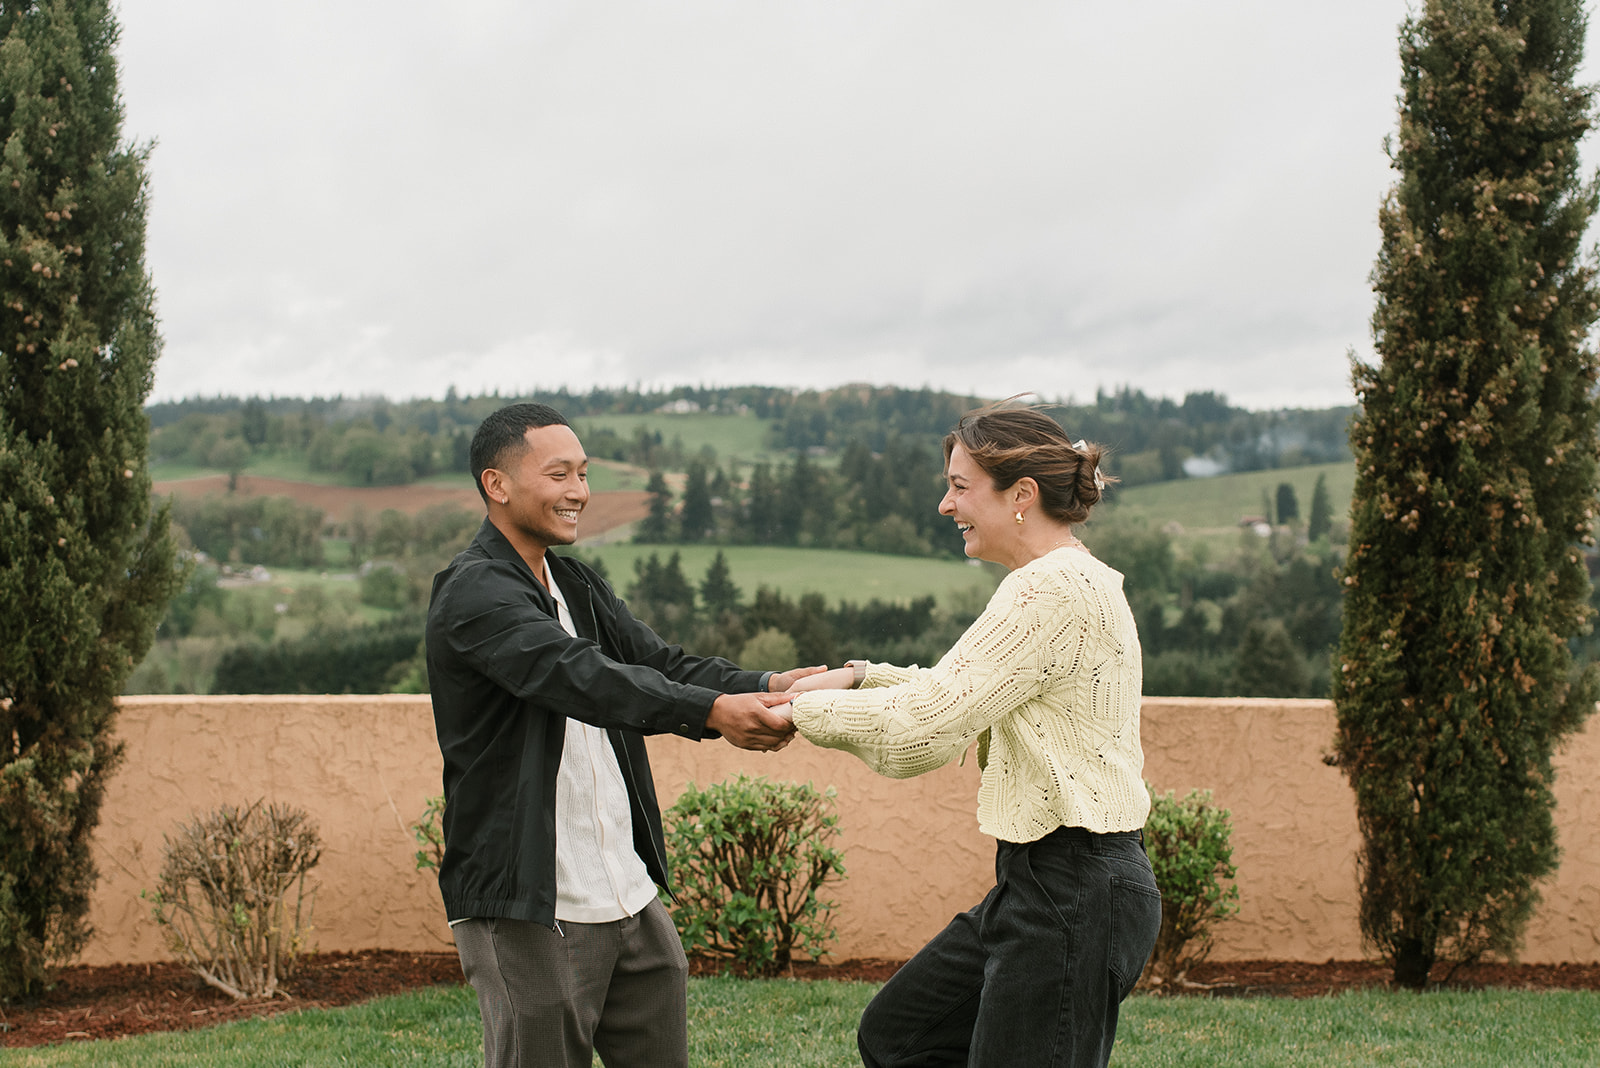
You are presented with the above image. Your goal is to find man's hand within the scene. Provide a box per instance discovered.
[768,665,827,692]
[707,692,797,752]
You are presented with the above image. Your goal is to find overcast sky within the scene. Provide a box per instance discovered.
[113,1,1586,411]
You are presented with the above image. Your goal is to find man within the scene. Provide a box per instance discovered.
[426,403,809,1068]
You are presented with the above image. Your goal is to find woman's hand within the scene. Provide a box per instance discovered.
[785,666,858,693]
[768,665,827,691]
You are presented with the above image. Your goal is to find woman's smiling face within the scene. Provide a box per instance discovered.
[939,442,1017,566]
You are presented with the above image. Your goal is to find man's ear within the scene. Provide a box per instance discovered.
[481,467,510,506]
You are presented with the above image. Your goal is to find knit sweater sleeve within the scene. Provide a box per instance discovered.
[790,568,1071,778]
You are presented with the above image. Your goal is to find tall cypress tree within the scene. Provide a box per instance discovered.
[1333,0,1600,989]
[0,0,180,998]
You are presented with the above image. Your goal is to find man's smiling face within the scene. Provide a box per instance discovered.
[494,423,590,551]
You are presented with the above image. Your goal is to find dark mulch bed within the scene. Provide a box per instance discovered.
[4,951,1598,1048]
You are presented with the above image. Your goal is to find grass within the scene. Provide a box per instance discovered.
[573,411,784,466]
[570,543,1002,607]
[1115,987,1600,1067]
[147,462,222,483]
[1101,460,1356,557]
[8,983,1598,1067]
[1108,460,1355,532]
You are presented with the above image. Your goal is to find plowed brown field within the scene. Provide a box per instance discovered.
[152,475,650,537]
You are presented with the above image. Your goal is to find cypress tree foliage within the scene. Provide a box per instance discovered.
[0,0,181,998]
[1333,0,1600,990]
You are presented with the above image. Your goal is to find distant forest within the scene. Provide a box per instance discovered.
[148,383,1353,489]
[140,385,1362,699]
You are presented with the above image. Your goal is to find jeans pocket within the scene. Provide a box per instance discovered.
[1108,876,1162,1001]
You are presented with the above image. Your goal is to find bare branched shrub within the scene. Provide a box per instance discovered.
[143,800,321,999]
[409,794,446,872]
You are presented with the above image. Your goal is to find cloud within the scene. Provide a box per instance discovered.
[114,0,1448,408]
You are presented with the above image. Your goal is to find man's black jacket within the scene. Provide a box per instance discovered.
[425,519,768,926]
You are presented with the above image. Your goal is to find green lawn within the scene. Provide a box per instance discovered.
[570,543,1001,607]
[1115,987,1600,1067]
[8,983,1597,1067]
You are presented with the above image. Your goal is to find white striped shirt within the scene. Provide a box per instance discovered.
[545,568,659,923]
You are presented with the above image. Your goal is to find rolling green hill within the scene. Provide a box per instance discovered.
[1095,461,1355,555]
[572,411,784,466]
[570,543,1001,608]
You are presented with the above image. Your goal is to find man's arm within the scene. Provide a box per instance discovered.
[434,559,732,739]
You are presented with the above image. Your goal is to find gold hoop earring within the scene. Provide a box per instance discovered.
[1015,511,1025,525]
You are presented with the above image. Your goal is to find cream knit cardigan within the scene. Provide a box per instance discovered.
[790,546,1150,842]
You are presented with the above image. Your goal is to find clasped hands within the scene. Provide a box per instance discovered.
[705,663,859,753]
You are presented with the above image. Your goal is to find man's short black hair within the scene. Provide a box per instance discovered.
[470,403,570,504]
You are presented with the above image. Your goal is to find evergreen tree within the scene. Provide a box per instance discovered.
[679,459,714,542]
[778,452,814,545]
[240,396,268,448]
[0,0,181,998]
[699,549,741,616]
[1333,0,1600,989]
[636,470,672,542]
[626,551,696,641]
[743,462,782,544]
[1307,473,1334,542]
[1228,620,1309,697]
[1275,482,1300,525]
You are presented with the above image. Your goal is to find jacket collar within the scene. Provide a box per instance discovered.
[468,517,586,603]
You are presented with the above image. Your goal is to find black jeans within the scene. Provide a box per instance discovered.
[858,826,1161,1068]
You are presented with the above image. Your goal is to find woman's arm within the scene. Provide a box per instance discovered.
[784,666,857,693]
[789,572,1075,778]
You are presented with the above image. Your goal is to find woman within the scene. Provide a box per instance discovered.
[784,404,1160,1068]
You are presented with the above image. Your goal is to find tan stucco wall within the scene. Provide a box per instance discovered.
[82,695,1600,966]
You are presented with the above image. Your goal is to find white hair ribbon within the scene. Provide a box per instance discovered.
[1072,439,1106,491]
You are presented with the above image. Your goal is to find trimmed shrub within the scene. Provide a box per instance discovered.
[143,801,321,999]
[663,775,845,976]
[1140,784,1240,988]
